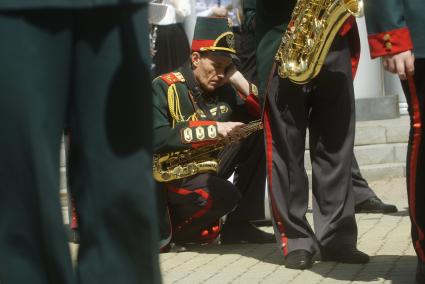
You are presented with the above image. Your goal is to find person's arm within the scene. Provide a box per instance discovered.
[170,0,191,18]
[226,66,261,118]
[364,0,415,79]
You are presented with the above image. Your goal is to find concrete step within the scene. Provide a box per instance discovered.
[357,162,406,181]
[354,115,409,146]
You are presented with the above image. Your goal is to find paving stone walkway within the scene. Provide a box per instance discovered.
[160,178,417,284]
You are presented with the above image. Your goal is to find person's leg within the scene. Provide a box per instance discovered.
[0,10,75,284]
[68,5,160,284]
[352,154,376,204]
[220,133,274,243]
[401,59,425,282]
[308,35,362,258]
[263,74,317,257]
[352,153,398,213]
[225,133,267,223]
[166,174,241,244]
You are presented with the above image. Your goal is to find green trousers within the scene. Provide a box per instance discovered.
[0,5,160,284]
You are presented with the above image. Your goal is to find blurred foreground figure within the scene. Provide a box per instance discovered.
[0,2,161,283]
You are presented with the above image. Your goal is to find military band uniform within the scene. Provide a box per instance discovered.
[0,1,161,283]
[153,60,262,244]
[256,1,367,265]
[238,0,387,217]
[364,0,425,281]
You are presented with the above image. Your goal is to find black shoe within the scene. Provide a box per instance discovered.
[355,197,398,214]
[417,261,425,283]
[285,250,313,270]
[220,221,276,244]
[321,246,369,264]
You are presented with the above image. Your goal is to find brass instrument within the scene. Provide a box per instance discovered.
[153,120,263,182]
[275,0,363,84]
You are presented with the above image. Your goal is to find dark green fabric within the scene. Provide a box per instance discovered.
[255,0,294,96]
[256,26,284,96]
[193,16,232,41]
[0,5,160,284]
[364,0,425,58]
[242,0,256,11]
[0,0,148,10]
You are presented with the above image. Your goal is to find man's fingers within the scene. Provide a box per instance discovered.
[406,54,415,77]
[386,58,396,73]
[395,57,406,80]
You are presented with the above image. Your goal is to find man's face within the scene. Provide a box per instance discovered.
[192,52,233,92]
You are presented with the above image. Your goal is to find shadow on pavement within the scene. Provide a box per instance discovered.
[176,244,417,283]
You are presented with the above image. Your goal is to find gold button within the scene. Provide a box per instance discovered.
[383,33,391,41]
[385,42,393,49]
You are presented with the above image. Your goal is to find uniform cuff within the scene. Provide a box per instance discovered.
[368,27,414,59]
[243,83,261,118]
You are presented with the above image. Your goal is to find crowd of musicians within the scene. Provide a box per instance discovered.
[0,0,424,283]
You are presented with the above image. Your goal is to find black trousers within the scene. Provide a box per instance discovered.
[402,58,425,263]
[237,16,375,210]
[165,132,266,243]
[0,6,160,284]
[352,153,376,204]
[264,35,358,256]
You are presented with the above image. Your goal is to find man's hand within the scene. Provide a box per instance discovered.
[216,121,245,140]
[227,69,251,97]
[225,64,238,83]
[382,50,415,80]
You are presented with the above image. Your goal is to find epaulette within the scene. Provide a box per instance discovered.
[160,72,185,86]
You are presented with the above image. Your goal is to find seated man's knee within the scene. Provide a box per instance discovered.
[211,179,241,212]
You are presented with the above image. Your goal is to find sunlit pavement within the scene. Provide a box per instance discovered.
[160,178,417,284]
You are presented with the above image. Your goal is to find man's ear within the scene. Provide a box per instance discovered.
[191,52,201,68]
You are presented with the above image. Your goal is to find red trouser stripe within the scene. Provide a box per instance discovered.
[263,98,288,255]
[70,197,79,230]
[167,185,213,233]
[407,75,425,261]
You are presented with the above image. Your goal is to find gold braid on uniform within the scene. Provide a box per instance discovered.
[167,84,197,128]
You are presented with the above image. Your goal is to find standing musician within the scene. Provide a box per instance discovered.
[153,16,275,247]
[0,2,160,283]
[363,1,425,282]
[255,0,369,269]
[238,0,396,217]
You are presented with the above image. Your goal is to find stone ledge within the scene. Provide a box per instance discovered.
[355,95,399,121]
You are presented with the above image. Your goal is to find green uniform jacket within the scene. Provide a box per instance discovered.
[153,66,260,155]
[364,0,425,59]
[0,0,148,9]
[255,1,295,94]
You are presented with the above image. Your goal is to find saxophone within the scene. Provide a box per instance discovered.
[153,120,263,183]
[275,0,363,84]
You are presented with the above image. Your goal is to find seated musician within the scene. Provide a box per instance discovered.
[153,17,274,247]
